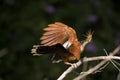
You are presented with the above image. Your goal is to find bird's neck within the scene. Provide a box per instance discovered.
[80,37,92,52]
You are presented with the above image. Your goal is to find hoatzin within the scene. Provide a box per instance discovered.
[31,22,93,65]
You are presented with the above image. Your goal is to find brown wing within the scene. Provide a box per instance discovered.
[40,22,77,46]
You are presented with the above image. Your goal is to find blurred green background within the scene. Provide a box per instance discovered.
[0,0,120,80]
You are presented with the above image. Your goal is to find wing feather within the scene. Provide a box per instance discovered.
[40,22,76,46]
[44,26,60,31]
[41,33,63,44]
[41,32,67,45]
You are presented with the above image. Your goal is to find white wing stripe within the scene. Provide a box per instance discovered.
[63,41,71,49]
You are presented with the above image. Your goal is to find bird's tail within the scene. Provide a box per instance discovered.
[31,44,68,56]
[31,45,55,56]
[31,45,42,56]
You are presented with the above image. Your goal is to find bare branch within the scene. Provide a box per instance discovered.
[74,46,120,80]
[104,48,120,71]
[112,60,120,67]
[74,59,108,80]
[82,57,88,80]
[57,46,120,80]
[117,71,120,80]
[93,62,110,74]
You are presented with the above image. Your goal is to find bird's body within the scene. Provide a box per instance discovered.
[31,22,93,64]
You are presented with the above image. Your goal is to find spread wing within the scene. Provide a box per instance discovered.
[40,22,77,47]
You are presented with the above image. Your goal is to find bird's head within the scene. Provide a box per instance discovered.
[83,29,94,42]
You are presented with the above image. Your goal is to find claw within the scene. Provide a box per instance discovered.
[64,62,78,69]
[71,63,78,69]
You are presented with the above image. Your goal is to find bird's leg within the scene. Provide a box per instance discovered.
[51,54,63,63]
[64,61,81,76]
[81,30,94,52]
[64,61,79,69]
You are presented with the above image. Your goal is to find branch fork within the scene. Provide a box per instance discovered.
[57,46,120,80]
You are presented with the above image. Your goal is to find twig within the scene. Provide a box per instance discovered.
[74,59,108,80]
[93,62,110,74]
[112,60,120,67]
[82,57,88,80]
[57,46,120,80]
[74,46,120,80]
[117,71,120,80]
[104,48,120,71]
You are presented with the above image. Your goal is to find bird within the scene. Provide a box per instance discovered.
[31,22,93,65]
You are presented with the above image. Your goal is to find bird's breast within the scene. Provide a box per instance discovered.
[68,41,81,60]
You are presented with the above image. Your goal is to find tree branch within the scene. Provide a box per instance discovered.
[57,46,120,80]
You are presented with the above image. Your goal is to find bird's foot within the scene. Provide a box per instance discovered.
[64,62,78,69]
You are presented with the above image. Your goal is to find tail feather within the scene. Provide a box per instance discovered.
[31,45,43,56]
[31,44,70,63]
[31,43,68,56]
